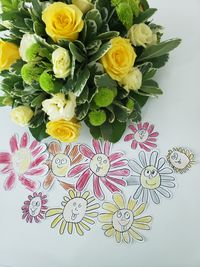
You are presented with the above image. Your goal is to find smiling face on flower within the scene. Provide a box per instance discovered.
[43,141,82,190]
[113,209,134,231]
[90,154,110,177]
[51,153,70,177]
[124,122,159,152]
[63,197,87,223]
[167,147,195,174]
[140,166,161,190]
[22,192,48,223]
[99,193,152,244]
[68,140,129,200]
[128,151,175,204]
[46,190,100,236]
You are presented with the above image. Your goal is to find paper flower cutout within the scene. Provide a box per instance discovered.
[0,133,48,191]
[22,192,48,223]
[68,140,129,200]
[98,193,152,244]
[124,122,159,152]
[46,190,100,236]
[128,151,175,204]
[43,141,83,190]
[167,147,195,174]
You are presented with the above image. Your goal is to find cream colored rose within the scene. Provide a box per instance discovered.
[52,47,71,79]
[119,68,142,91]
[128,23,155,48]
[42,93,76,121]
[11,106,34,126]
[19,34,37,62]
[72,0,93,14]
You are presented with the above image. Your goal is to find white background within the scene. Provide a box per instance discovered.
[0,0,200,266]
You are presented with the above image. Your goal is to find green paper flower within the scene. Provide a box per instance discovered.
[94,87,116,107]
[89,110,107,126]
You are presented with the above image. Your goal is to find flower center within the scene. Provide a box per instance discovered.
[63,198,87,223]
[140,166,161,189]
[113,209,134,232]
[90,154,110,177]
[12,148,32,175]
[51,153,70,177]
[134,129,149,143]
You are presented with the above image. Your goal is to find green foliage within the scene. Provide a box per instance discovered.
[0,0,181,143]
[138,39,182,61]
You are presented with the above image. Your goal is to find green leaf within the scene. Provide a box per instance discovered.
[138,39,181,61]
[140,80,163,96]
[89,41,111,62]
[97,31,119,40]
[69,42,86,63]
[89,125,102,140]
[76,102,90,120]
[85,9,103,31]
[29,111,45,128]
[94,73,117,89]
[133,8,157,24]
[85,19,98,43]
[74,67,90,96]
[131,93,149,108]
[116,3,133,29]
[31,93,47,108]
[100,120,126,143]
[29,123,49,141]
[149,54,169,68]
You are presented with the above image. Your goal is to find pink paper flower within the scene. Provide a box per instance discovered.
[0,133,48,191]
[22,192,48,223]
[68,140,130,200]
[124,122,159,152]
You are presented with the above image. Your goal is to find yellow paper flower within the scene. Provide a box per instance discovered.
[98,193,152,244]
[0,39,20,71]
[46,119,81,143]
[10,106,34,126]
[42,2,84,42]
[101,37,137,81]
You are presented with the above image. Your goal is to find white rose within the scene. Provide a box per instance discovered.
[72,0,93,14]
[128,23,155,48]
[42,93,76,121]
[52,47,71,79]
[19,33,37,62]
[119,68,142,91]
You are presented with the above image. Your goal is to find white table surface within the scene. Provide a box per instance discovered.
[0,0,200,267]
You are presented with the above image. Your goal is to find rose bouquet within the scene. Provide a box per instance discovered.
[0,0,181,143]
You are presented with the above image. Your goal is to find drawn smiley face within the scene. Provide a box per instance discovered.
[52,153,70,177]
[113,209,134,232]
[169,151,190,170]
[90,154,110,177]
[140,166,161,189]
[29,197,42,217]
[63,198,87,223]
[134,129,149,143]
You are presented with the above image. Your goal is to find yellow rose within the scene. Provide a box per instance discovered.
[42,2,84,42]
[72,0,93,14]
[128,23,155,48]
[46,119,81,143]
[11,106,34,126]
[0,39,20,71]
[101,37,137,81]
[119,67,142,92]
